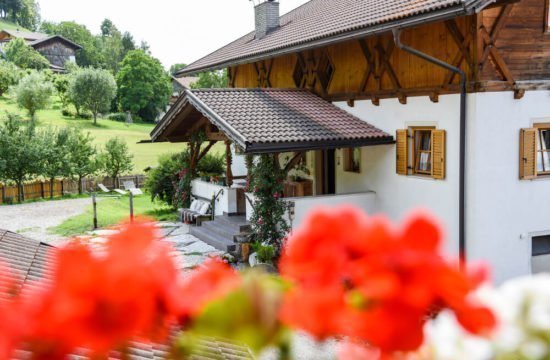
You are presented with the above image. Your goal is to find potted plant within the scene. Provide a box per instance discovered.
[249,242,276,273]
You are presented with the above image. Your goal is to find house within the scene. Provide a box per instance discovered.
[153,0,550,284]
[170,75,199,103]
[0,29,81,72]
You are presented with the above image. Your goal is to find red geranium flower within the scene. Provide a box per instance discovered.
[174,258,241,323]
[23,220,180,357]
[279,206,495,355]
[0,262,28,360]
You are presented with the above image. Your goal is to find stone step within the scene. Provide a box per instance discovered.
[202,221,242,241]
[189,226,237,253]
[214,215,251,233]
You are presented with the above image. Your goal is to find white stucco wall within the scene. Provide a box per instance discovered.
[334,95,463,255]
[466,90,550,284]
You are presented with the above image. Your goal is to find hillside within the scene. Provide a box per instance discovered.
[0,19,30,31]
[0,95,224,173]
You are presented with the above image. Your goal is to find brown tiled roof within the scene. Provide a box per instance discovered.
[0,230,255,360]
[179,0,489,76]
[152,88,393,153]
[29,35,83,50]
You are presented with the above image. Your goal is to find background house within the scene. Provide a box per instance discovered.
[0,29,81,72]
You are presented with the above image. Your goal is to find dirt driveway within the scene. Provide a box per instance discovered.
[0,197,94,244]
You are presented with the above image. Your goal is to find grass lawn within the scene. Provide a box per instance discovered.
[0,95,225,171]
[0,19,29,31]
[51,194,178,237]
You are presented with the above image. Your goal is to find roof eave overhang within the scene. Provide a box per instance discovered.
[245,137,395,154]
[177,0,489,77]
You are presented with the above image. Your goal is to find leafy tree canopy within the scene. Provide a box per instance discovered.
[190,70,228,89]
[66,128,99,194]
[4,38,49,70]
[116,50,171,122]
[100,137,133,187]
[0,0,40,30]
[11,71,53,120]
[169,63,187,76]
[0,60,21,96]
[68,68,117,125]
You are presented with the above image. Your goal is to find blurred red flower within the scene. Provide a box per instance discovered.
[23,220,180,357]
[0,262,27,360]
[175,257,241,323]
[279,206,495,355]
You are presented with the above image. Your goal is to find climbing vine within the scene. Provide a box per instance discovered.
[249,154,289,255]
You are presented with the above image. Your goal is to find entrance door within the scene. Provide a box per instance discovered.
[315,150,336,195]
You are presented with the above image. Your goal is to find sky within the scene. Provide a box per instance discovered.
[38,0,311,69]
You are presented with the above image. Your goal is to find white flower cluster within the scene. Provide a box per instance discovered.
[420,274,550,360]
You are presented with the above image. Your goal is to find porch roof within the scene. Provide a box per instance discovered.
[151,88,394,153]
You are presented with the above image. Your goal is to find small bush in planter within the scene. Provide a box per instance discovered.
[252,243,276,264]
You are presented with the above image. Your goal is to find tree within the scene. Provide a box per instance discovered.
[67,128,99,194]
[53,74,70,107]
[11,72,53,121]
[101,137,133,188]
[116,50,171,122]
[190,69,228,89]
[0,60,20,96]
[68,68,117,125]
[4,38,50,70]
[41,21,104,67]
[169,63,187,76]
[121,32,136,54]
[0,113,44,202]
[39,127,71,199]
[100,18,116,37]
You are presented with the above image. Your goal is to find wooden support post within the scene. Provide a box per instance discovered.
[61,180,64,197]
[129,192,134,223]
[40,182,45,198]
[92,193,98,230]
[225,140,234,187]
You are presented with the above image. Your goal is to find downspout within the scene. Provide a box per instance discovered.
[392,29,468,265]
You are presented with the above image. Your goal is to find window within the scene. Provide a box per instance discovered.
[520,125,550,180]
[532,234,550,274]
[537,127,550,174]
[413,129,433,175]
[343,148,361,173]
[396,127,446,180]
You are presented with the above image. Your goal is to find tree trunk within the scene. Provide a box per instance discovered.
[50,177,55,199]
[78,175,83,195]
[93,113,97,126]
[16,181,23,203]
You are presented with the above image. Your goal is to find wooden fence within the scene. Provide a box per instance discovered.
[0,175,146,205]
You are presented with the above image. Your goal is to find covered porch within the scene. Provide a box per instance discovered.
[150,88,394,240]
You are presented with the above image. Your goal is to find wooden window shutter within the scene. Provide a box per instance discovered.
[520,128,537,180]
[396,129,409,175]
[431,130,446,180]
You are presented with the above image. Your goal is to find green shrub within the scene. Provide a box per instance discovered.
[197,153,226,177]
[11,72,54,120]
[4,38,50,70]
[61,106,75,117]
[0,60,21,96]
[77,110,93,120]
[107,112,127,122]
[252,243,276,263]
[145,152,189,207]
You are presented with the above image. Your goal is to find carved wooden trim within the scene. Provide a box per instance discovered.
[478,4,515,85]
[254,59,273,88]
[444,19,475,85]
[293,50,334,94]
[228,67,238,88]
[375,38,406,104]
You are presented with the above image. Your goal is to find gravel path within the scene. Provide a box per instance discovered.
[0,197,94,244]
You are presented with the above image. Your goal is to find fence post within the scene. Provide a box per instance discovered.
[61,180,64,197]
[92,193,98,230]
[129,192,134,223]
[40,182,45,199]
[1,185,4,204]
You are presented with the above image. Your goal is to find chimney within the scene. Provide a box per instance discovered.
[254,0,280,40]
